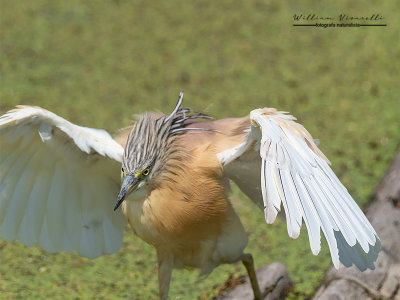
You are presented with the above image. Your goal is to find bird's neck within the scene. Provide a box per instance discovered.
[125,186,151,203]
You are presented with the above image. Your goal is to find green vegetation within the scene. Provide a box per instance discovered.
[1,0,399,299]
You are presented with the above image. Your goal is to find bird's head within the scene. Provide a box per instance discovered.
[114,92,212,211]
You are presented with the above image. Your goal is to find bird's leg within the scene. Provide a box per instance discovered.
[241,253,262,300]
[157,249,174,300]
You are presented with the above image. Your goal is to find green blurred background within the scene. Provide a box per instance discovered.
[0,0,399,299]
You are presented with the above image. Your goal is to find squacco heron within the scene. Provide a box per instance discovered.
[0,93,380,299]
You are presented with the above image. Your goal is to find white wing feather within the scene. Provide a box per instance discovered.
[218,108,380,270]
[0,106,126,258]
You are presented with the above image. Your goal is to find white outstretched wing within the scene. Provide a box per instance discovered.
[218,108,380,270]
[0,106,126,259]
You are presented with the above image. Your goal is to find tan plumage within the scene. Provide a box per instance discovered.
[0,93,380,299]
[122,144,242,271]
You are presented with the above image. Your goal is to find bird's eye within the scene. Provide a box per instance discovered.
[143,168,150,176]
[121,167,126,176]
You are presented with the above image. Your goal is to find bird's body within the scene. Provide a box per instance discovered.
[120,116,249,276]
[0,94,381,299]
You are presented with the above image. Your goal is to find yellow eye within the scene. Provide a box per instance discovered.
[121,167,127,176]
[143,168,150,176]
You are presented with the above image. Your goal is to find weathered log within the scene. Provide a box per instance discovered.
[217,262,293,300]
[314,148,400,300]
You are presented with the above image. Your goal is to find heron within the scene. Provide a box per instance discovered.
[0,93,380,299]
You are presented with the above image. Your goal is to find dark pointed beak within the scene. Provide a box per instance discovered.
[114,175,138,211]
